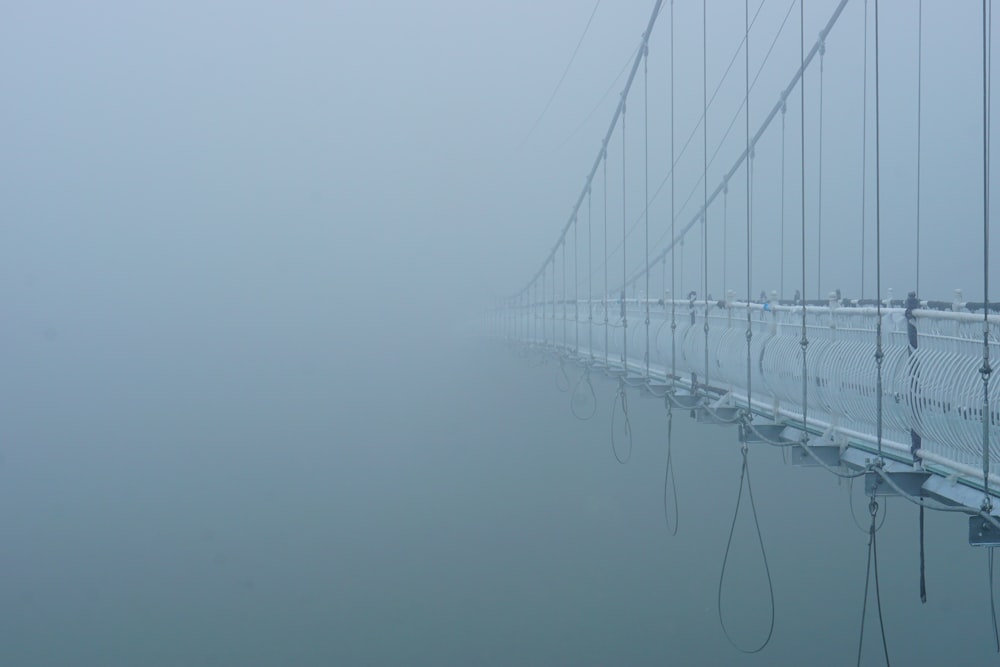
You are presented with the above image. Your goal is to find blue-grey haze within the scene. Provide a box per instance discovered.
[3,0,1000,664]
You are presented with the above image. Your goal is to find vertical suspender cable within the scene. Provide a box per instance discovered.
[746,0,752,413]
[818,41,825,300]
[800,0,809,438]
[859,5,892,660]
[916,0,922,296]
[724,183,729,294]
[987,12,998,650]
[604,148,610,366]
[670,0,677,388]
[574,216,579,354]
[982,0,993,513]
[622,100,629,368]
[703,0,710,389]
[543,264,548,347]
[644,45,651,378]
[875,0,885,466]
[781,99,786,300]
[562,238,567,348]
[553,251,557,345]
[915,0,926,607]
[589,187,594,359]
[861,0,868,301]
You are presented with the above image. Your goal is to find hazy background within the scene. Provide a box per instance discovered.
[3,0,1000,665]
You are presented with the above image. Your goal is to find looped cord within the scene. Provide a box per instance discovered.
[856,489,891,667]
[718,442,775,654]
[611,378,633,464]
[664,402,679,535]
[570,367,598,421]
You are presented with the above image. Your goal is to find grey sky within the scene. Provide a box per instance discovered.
[4,0,996,335]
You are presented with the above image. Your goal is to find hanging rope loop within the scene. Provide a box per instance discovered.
[611,378,633,464]
[663,403,679,536]
[717,437,775,654]
[856,486,891,667]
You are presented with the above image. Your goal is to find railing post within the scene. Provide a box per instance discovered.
[905,290,922,462]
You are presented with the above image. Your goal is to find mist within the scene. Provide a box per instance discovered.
[3,0,1000,665]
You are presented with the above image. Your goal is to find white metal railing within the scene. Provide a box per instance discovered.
[497,298,1000,491]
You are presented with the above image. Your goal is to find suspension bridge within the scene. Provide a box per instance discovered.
[484,0,1000,660]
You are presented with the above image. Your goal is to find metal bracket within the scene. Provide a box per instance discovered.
[744,423,795,446]
[865,469,932,497]
[668,393,702,409]
[969,516,1000,547]
[792,441,843,467]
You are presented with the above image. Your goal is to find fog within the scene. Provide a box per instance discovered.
[3,0,1000,664]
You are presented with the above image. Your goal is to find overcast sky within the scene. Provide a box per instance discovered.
[2,0,997,351]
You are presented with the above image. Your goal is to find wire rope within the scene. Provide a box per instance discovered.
[611,378,633,464]
[522,0,603,145]
[664,401,679,535]
[856,492,891,666]
[718,442,775,654]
